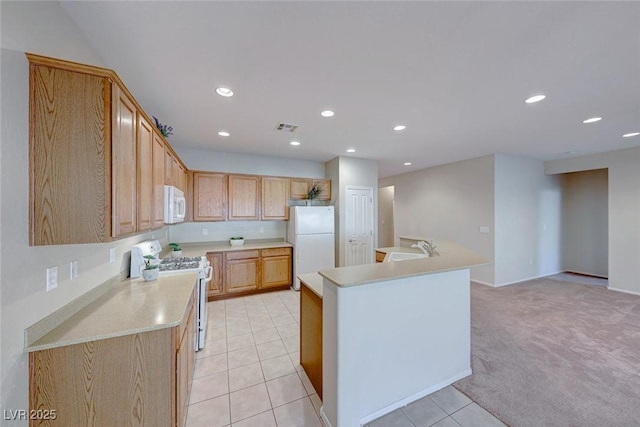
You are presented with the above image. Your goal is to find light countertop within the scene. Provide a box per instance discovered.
[319,241,488,288]
[164,239,292,258]
[298,272,323,298]
[26,272,198,352]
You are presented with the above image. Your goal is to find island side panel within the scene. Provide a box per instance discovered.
[323,269,471,427]
[300,282,323,399]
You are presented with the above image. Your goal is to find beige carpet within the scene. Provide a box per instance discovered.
[454,278,640,427]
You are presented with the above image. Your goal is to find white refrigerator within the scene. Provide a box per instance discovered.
[287,206,335,290]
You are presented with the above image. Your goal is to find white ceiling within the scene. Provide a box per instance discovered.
[60,1,640,178]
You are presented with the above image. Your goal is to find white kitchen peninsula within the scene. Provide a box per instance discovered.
[317,242,487,427]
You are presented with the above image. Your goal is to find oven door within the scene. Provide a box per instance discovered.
[196,266,213,351]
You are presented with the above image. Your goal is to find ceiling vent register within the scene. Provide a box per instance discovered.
[274,122,299,132]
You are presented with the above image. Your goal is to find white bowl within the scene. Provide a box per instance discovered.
[229,239,245,247]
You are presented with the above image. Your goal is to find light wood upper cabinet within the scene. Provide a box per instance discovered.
[289,178,331,201]
[152,132,165,228]
[29,62,112,245]
[262,177,290,220]
[228,175,260,220]
[112,85,138,237]
[137,116,154,231]
[193,173,227,221]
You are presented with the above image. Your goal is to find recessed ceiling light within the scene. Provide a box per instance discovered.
[218,131,230,137]
[320,110,334,118]
[394,125,406,131]
[583,117,602,124]
[216,87,233,97]
[525,95,546,104]
[622,132,640,138]
[290,141,300,146]
[346,148,356,153]
[403,162,412,166]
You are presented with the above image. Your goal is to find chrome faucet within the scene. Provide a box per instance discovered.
[411,240,439,257]
[411,241,430,255]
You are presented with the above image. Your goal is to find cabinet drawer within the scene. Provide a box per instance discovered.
[262,247,292,257]
[226,250,259,260]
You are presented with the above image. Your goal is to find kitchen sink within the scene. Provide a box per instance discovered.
[384,252,428,262]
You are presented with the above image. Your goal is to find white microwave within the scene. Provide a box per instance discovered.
[164,185,186,224]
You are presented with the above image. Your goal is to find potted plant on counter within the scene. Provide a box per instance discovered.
[169,242,182,257]
[142,255,159,281]
[229,236,245,247]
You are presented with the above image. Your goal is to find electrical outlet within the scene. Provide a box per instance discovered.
[46,266,58,291]
[479,226,490,234]
[70,260,78,279]
[529,258,533,265]
[202,228,208,236]
[109,248,116,263]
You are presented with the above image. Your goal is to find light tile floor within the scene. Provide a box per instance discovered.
[187,289,505,427]
[186,290,323,427]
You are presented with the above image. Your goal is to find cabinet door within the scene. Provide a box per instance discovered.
[290,178,310,200]
[228,175,260,220]
[137,116,153,231]
[313,179,331,201]
[206,252,224,296]
[112,85,137,237]
[165,148,174,186]
[176,300,194,427]
[172,157,182,190]
[152,132,165,228]
[29,64,111,245]
[194,173,227,221]
[262,177,290,220]
[225,251,260,293]
[261,251,292,288]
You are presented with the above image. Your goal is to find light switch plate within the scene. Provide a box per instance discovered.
[479,226,490,234]
[202,228,208,236]
[46,266,58,291]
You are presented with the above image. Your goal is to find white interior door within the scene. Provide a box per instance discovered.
[345,186,374,266]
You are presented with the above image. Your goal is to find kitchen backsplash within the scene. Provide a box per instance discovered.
[168,221,286,243]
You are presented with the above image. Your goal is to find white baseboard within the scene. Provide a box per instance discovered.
[471,279,496,287]
[492,271,566,288]
[357,369,472,426]
[608,287,640,297]
[320,406,332,427]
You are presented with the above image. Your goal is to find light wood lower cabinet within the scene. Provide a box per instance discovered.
[206,247,292,298]
[226,250,260,293]
[262,248,292,288]
[29,291,196,427]
[206,252,224,296]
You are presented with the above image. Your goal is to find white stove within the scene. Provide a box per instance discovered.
[130,240,211,351]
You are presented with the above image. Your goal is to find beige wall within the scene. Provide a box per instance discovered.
[379,155,496,284]
[326,156,378,267]
[546,147,640,295]
[378,186,395,248]
[494,154,563,286]
[561,169,608,277]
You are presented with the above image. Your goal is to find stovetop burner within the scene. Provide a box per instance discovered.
[159,256,203,271]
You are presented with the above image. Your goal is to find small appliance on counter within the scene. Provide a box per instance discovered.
[130,240,211,350]
[287,206,335,290]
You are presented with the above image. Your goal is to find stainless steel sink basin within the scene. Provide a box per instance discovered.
[384,252,428,262]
